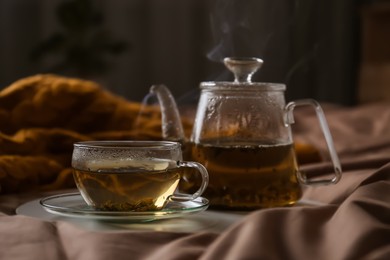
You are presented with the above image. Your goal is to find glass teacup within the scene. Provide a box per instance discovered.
[71,141,209,211]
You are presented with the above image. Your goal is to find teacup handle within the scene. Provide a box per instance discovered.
[169,161,209,201]
[285,99,342,185]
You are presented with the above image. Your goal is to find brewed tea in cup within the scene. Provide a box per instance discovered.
[71,141,209,211]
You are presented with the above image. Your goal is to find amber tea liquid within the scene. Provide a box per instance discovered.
[184,141,302,209]
[73,159,181,211]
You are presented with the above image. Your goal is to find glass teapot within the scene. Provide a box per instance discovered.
[150,57,342,210]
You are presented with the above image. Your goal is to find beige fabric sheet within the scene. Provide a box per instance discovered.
[0,102,389,260]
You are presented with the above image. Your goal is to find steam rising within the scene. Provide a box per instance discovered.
[207,0,315,85]
[207,0,294,64]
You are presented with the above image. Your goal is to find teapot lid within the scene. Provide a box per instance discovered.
[200,57,285,91]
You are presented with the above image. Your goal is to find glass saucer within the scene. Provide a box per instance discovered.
[40,193,209,222]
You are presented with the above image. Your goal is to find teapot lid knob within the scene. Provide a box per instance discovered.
[223,57,263,83]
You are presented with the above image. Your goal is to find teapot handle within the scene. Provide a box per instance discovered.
[285,99,342,185]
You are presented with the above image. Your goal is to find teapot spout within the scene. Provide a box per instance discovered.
[149,84,185,142]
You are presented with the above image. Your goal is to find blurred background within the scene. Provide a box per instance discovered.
[0,0,389,105]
